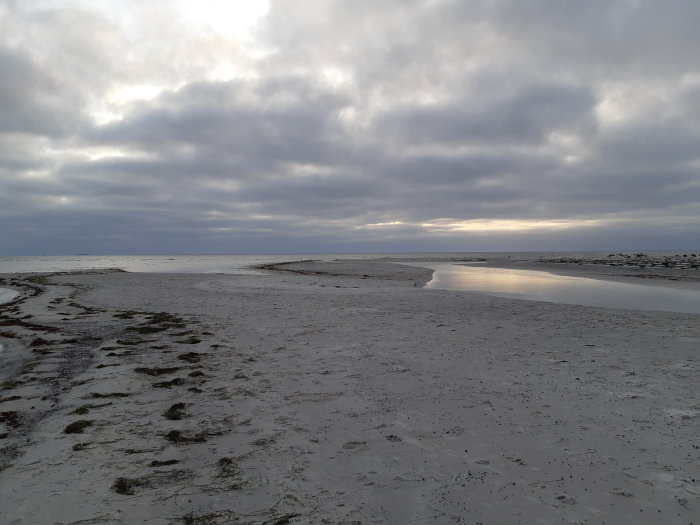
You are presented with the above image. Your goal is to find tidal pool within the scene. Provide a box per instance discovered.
[421,263,700,314]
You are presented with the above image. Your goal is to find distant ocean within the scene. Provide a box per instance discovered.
[0,251,691,275]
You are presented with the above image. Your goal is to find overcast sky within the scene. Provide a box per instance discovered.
[1,0,699,255]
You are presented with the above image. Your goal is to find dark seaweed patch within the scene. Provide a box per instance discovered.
[134,367,181,376]
[163,403,187,420]
[164,430,207,443]
[87,392,132,399]
[177,336,201,345]
[63,420,92,434]
[0,411,21,429]
[150,459,180,467]
[112,477,139,495]
[177,352,202,363]
[153,378,186,388]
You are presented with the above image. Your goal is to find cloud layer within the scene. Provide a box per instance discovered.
[1,0,699,254]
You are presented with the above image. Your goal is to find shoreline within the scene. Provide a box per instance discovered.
[0,261,697,523]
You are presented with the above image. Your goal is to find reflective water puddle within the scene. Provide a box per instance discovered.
[421,263,700,313]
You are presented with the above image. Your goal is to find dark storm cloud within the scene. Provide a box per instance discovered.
[1,0,699,254]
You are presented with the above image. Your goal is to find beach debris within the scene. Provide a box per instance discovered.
[385,434,402,442]
[72,442,91,451]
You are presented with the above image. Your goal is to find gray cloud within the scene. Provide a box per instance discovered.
[375,82,597,146]
[1,0,699,255]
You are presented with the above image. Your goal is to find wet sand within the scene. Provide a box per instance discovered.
[0,261,697,524]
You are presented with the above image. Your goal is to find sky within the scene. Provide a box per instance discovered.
[1,0,699,255]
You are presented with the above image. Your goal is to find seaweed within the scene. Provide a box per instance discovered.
[152,378,186,388]
[164,430,207,443]
[177,352,202,363]
[72,402,111,415]
[134,367,181,376]
[146,312,185,325]
[177,336,202,345]
[150,459,180,467]
[63,420,92,434]
[112,477,139,495]
[114,310,139,319]
[29,337,54,347]
[87,392,132,399]
[163,402,187,420]
[128,325,169,334]
[0,411,22,429]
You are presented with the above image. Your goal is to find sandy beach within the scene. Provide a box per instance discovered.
[0,260,698,524]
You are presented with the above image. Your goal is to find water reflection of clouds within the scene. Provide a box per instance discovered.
[424,264,700,314]
[432,266,568,295]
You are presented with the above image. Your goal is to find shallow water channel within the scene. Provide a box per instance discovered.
[420,263,700,314]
